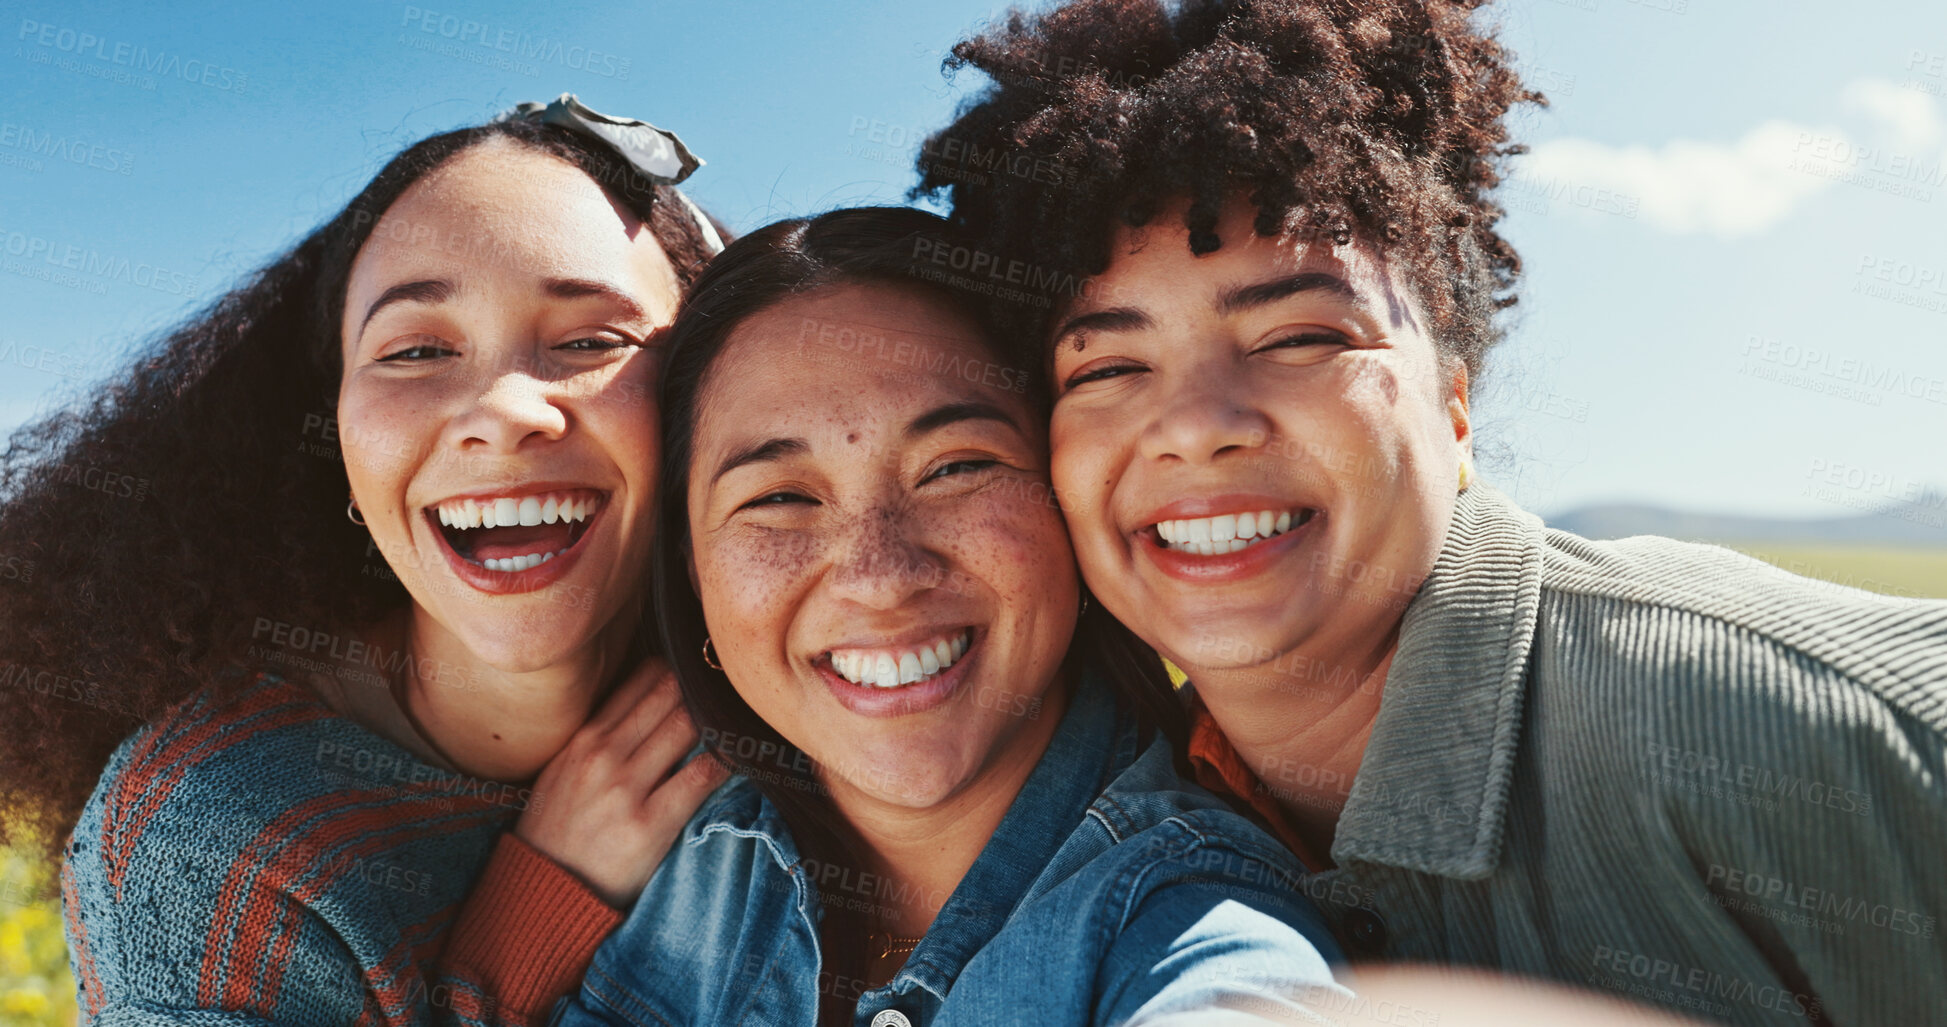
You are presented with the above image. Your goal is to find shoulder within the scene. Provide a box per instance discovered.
[66,672,514,1017]
[1532,525,1947,733]
[1050,738,1331,940]
[1523,530,1947,840]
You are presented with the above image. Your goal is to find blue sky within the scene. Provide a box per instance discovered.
[2,0,1942,521]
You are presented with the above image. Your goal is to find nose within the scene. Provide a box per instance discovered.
[824,503,946,612]
[448,367,569,454]
[1136,361,1273,465]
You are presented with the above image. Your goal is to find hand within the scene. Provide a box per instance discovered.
[513,656,731,907]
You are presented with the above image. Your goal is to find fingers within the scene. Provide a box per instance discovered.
[624,698,704,785]
[643,751,733,823]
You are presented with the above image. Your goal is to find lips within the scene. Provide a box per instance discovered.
[1135,495,1324,584]
[422,485,609,595]
[813,626,982,718]
[1153,507,1316,556]
[829,628,973,688]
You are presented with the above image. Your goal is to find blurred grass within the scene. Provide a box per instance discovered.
[1725,543,1947,599]
[1,846,77,1027]
[0,548,1936,1027]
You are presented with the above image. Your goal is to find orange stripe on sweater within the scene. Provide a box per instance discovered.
[210,792,503,1015]
[103,679,328,897]
[197,786,386,1007]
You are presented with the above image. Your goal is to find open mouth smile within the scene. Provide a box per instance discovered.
[813,626,981,717]
[1151,507,1317,556]
[424,486,607,595]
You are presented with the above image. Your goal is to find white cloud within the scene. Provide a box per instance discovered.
[1512,78,1947,239]
[1842,78,1940,150]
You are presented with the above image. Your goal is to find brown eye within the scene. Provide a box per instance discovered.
[738,490,815,512]
[1062,360,1144,390]
[558,336,635,352]
[1259,330,1350,353]
[922,459,998,485]
[376,342,455,363]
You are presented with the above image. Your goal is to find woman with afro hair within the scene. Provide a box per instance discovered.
[915,1,1947,1023]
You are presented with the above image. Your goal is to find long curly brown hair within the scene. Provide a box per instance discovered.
[913,0,1542,380]
[0,116,723,857]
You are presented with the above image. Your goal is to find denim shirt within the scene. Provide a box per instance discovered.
[553,672,1350,1027]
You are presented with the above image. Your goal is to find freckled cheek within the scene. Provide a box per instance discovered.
[950,496,1076,607]
[696,534,822,648]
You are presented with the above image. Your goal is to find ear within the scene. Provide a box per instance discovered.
[1445,359,1473,463]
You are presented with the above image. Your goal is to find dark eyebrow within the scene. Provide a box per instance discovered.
[1050,308,1154,350]
[1216,272,1357,316]
[360,279,454,332]
[711,437,809,486]
[544,277,649,322]
[905,401,1021,439]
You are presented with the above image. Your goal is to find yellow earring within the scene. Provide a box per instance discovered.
[1457,459,1474,492]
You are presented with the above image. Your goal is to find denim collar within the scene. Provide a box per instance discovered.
[682,669,1130,999]
[1332,482,1544,880]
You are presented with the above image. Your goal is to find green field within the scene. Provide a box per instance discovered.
[1723,543,1947,599]
[3,546,1939,1025]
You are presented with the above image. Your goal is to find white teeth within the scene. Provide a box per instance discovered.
[830,630,973,689]
[433,491,601,532]
[1155,508,1309,556]
[479,549,564,573]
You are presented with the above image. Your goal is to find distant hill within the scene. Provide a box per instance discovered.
[1545,502,1947,547]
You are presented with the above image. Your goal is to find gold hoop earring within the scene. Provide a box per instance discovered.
[1080,593,1090,616]
[346,497,366,526]
[701,636,723,670]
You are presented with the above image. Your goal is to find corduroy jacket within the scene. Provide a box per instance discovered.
[1186,483,1947,1026]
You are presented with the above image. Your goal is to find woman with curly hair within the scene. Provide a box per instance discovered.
[1,98,731,1025]
[915,1,1947,1022]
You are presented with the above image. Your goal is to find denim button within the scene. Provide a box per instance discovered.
[1343,907,1388,955]
[870,1010,913,1027]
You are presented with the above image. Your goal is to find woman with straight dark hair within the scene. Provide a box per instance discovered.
[553,206,1350,1027]
[1,97,730,1025]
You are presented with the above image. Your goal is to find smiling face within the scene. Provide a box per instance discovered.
[339,139,681,672]
[1048,194,1471,678]
[687,282,1076,811]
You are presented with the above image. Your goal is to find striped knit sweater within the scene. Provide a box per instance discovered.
[1183,482,1947,1026]
[62,671,617,1026]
